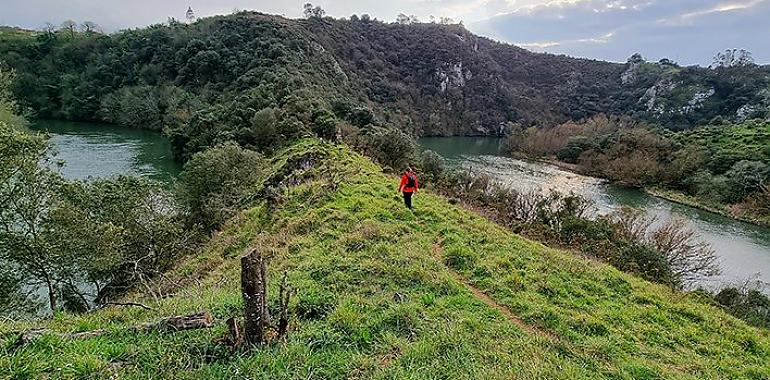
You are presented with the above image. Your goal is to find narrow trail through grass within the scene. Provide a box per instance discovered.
[2,140,770,379]
[431,239,548,339]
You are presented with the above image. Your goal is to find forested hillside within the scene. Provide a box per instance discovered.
[1,11,769,159]
[4,10,770,378]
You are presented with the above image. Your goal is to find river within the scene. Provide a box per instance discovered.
[30,120,180,182]
[419,137,770,290]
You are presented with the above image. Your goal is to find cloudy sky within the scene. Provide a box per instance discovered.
[1,0,768,65]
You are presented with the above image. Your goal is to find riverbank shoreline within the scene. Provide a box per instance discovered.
[646,188,770,228]
[530,155,770,229]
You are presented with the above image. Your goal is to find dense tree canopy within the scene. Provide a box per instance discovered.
[1,11,767,160]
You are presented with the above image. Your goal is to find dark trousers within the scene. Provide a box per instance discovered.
[403,192,413,209]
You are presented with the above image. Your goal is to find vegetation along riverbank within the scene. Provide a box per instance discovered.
[506,115,770,228]
[2,6,770,378]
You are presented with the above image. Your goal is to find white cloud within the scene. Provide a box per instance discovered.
[661,0,767,26]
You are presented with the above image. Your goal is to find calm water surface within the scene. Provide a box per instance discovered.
[30,120,180,182]
[420,137,770,289]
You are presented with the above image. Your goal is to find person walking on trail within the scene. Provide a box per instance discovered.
[399,167,419,209]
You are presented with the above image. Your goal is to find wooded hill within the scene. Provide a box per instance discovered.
[1,12,769,156]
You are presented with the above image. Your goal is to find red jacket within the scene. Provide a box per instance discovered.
[399,172,419,193]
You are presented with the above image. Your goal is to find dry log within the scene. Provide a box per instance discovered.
[138,311,214,332]
[10,312,214,352]
[9,329,49,352]
[99,302,153,311]
[68,329,106,339]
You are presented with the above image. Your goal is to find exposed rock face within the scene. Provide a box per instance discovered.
[710,48,755,69]
[437,62,471,93]
[621,61,641,85]
[640,77,678,113]
[682,88,715,114]
[470,122,507,136]
[736,104,760,122]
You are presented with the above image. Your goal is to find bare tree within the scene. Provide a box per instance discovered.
[81,21,101,34]
[611,207,656,242]
[60,20,78,37]
[42,22,56,36]
[651,218,720,288]
[609,208,719,288]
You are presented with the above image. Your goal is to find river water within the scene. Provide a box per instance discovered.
[420,137,770,290]
[30,120,180,182]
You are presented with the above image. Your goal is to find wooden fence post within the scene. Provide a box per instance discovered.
[241,248,270,345]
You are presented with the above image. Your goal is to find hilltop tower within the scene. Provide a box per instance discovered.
[186,7,196,23]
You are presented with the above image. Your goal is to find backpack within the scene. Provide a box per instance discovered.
[406,174,416,188]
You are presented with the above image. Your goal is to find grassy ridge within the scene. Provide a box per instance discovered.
[2,140,769,379]
[673,121,770,164]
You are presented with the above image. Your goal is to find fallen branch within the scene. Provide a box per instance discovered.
[136,312,214,332]
[99,302,154,311]
[9,311,214,352]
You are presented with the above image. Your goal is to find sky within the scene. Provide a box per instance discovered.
[1,0,768,66]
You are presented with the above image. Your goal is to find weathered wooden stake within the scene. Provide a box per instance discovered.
[241,248,270,345]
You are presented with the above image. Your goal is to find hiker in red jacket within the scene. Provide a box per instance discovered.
[398,168,419,209]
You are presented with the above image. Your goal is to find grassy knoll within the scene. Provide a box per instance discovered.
[2,140,769,379]
[673,120,770,165]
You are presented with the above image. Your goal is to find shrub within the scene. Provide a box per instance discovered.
[613,244,674,285]
[692,171,732,204]
[74,176,197,300]
[349,125,417,171]
[740,184,770,217]
[311,108,339,140]
[419,149,444,184]
[100,85,202,131]
[436,166,716,289]
[557,136,597,163]
[249,107,279,149]
[714,285,770,329]
[724,160,770,202]
[608,208,718,289]
[176,142,266,231]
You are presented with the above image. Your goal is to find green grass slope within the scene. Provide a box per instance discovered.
[2,140,769,379]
